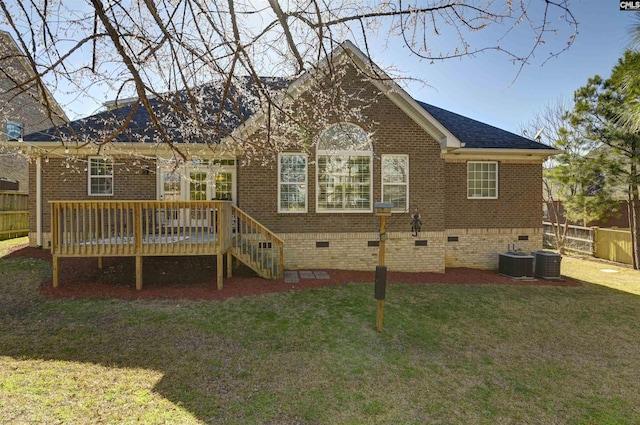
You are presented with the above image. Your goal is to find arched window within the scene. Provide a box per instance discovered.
[316,123,372,212]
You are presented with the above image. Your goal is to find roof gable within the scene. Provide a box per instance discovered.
[17,40,558,160]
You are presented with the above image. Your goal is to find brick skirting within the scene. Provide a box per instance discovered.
[280,228,542,272]
[444,228,543,269]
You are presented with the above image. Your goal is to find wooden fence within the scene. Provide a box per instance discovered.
[594,228,633,265]
[0,191,28,240]
[543,222,633,265]
[543,222,594,255]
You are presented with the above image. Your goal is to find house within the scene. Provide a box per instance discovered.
[9,41,558,288]
[0,30,67,192]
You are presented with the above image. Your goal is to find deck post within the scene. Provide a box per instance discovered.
[52,255,59,288]
[226,250,233,278]
[136,256,143,290]
[217,254,223,290]
[97,257,103,269]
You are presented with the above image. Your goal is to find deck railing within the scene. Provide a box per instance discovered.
[50,200,233,257]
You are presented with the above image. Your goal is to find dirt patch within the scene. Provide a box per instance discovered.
[7,246,579,300]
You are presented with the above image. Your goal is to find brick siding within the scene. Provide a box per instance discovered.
[445,227,543,269]
[238,63,445,236]
[29,156,156,247]
[445,160,543,229]
[24,60,546,272]
[281,232,445,273]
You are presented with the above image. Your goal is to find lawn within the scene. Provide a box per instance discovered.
[1,239,640,424]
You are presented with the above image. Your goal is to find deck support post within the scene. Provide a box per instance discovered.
[52,255,59,288]
[226,250,233,278]
[217,254,223,290]
[97,257,103,269]
[136,256,143,290]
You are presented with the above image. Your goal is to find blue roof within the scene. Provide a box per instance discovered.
[416,101,550,150]
[25,79,550,152]
[23,77,287,144]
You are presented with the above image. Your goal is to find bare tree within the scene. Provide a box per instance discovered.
[521,99,575,253]
[521,98,621,254]
[1,0,578,160]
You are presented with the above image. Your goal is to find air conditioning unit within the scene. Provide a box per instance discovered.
[534,251,562,280]
[499,252,534,279]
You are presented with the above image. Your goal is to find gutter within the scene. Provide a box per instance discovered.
[442,147,561,162]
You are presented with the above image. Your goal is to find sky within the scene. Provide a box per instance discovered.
[369,2,635,135]
[3,1,634,138]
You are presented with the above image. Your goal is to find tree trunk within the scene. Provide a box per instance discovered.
[544,180,567,254]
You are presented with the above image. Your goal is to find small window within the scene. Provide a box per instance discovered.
[382,155,409,212]
[278,153,307,213]
[6,121,22,140]
[88,157,114,196]
[467,161,498,199]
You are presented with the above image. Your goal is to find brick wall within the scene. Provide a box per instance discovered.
[281,228,542,272]
[281,231,445,273]
[238,63,445,236]
[445,160,543,229]
[444,227,543,269]
[29,156,156,246]
[21,57,547,272]
[236,64,545,273]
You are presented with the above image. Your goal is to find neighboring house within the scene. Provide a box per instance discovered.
[12,41,558,276]
[0,30,67,192]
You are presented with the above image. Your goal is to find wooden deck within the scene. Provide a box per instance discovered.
[50,200,234,290]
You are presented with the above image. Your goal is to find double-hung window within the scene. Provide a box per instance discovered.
[467,161,498,199]
[6,121,22,140]
[317,123,372,212]
[278,153,307,212]
[381,155,409,212]
[88,157,114,196]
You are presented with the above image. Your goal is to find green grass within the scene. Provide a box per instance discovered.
[1,243,640,424]
[561,254,640,295]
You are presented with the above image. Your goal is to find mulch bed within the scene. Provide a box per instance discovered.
[7,246,579,301]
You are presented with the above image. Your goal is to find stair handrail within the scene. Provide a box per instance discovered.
[231,205,284,278]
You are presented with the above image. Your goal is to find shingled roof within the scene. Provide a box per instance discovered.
[416,101,548,150]
[22,76,287,144]
[24,78,545,152]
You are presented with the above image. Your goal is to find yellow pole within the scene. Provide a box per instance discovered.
[379,215,386,266]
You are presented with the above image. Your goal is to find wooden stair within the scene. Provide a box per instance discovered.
[230,205,284,279]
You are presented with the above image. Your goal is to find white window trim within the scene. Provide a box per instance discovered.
[316,123,373,213]
[381,154,409,212]
[88,156,114,196]
[278,153,308,213]
[467,161,498,199]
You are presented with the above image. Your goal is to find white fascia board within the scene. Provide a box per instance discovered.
[7,140,241,159]
[442,148,561,162]
[339,41,460,150]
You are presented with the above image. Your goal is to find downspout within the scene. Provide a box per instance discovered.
[36,156,42,247]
